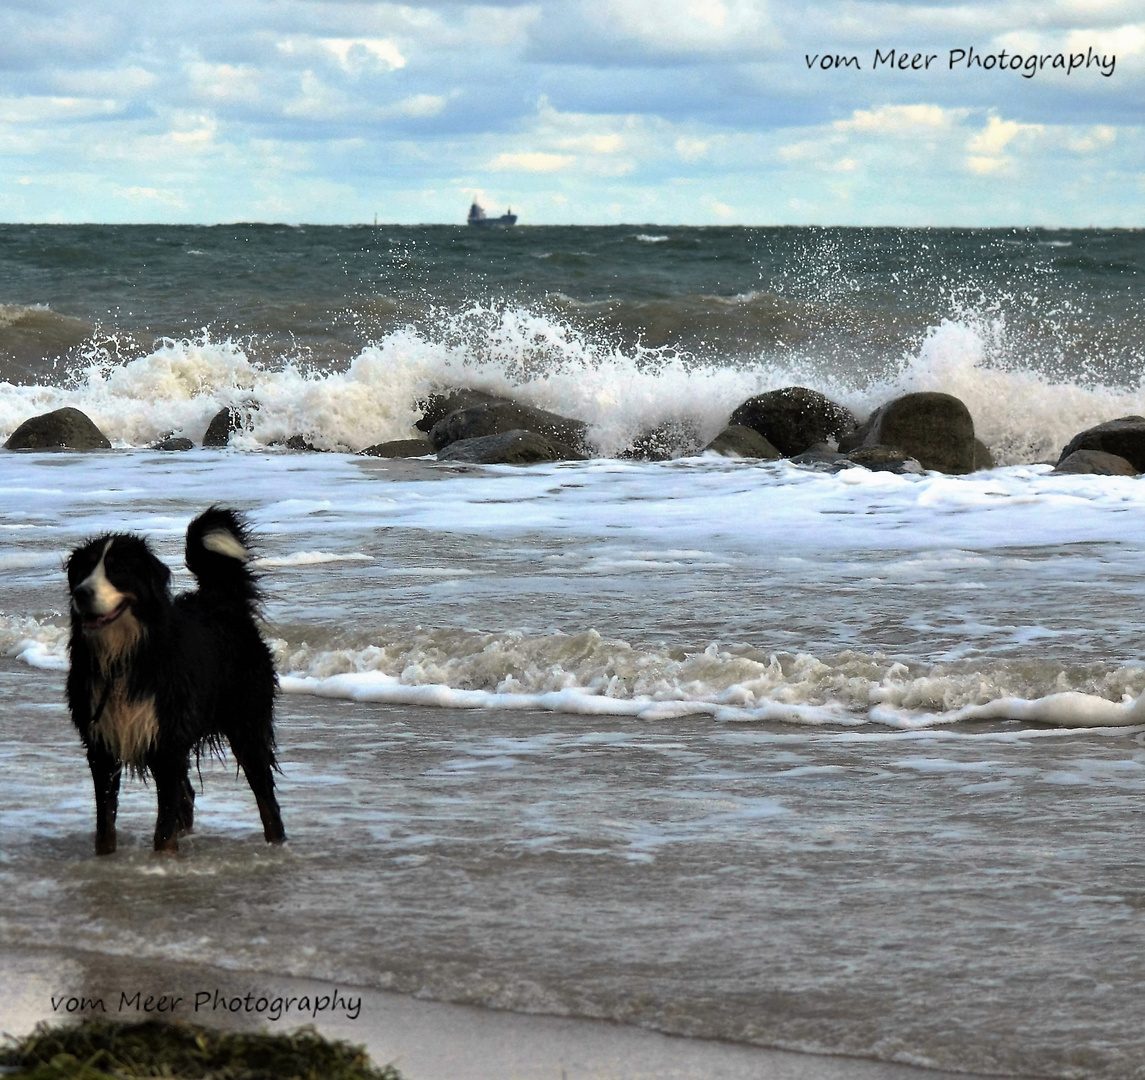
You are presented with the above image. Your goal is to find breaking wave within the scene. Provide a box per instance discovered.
[8,615,1144,730]
[0,303,1143,463]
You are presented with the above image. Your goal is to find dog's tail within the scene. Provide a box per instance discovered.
[185,507,262,604]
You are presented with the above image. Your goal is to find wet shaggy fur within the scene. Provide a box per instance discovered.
[65,508,285,854]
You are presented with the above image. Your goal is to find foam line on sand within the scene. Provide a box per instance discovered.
[0,946,1003,1080]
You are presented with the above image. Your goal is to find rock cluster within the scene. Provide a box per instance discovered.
[1052,417,1145,476]
[708,387,988,475]
[4,393,1143,480]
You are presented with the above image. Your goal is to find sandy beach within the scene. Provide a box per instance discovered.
[0,945,1001,1080]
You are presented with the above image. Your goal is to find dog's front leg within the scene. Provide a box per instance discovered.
[151,759,185,853]
[87,744,121,856]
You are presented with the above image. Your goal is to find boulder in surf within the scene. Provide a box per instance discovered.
[703,425,782,459]
[416,389,515,433]
[436,428,586,465]
[1056,417,1145,473]
[846,444,924,474]
[1053,449,1139,476]
[359,438,435,458]
[839,392,978,474]
[729,387,855,457]
[153,436,194,452]
[203,404,257,447]
[622,421,702,461]
[430,402,588,454]
[4,407,111,450]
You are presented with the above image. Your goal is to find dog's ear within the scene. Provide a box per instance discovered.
[147,556,173,601]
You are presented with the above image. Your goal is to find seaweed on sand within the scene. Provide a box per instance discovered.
[0,1018,402,1080]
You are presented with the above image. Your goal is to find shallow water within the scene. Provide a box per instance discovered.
[3,450,1145,1077]
[5,661,1145,1078]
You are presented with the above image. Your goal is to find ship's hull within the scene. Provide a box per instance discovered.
[468,214,517,227]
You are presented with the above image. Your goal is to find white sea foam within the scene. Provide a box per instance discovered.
[255,551,374,567]
[10,605,1143,728]
[0,616,68,670]
[1,305,1142,462]
[268,627,1145,729]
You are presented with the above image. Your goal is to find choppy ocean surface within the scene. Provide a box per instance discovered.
[2,225,1145,1077]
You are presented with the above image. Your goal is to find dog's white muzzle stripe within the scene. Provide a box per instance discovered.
[75,539,127,617]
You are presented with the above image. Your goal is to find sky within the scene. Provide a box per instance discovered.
[0,0,1141,226]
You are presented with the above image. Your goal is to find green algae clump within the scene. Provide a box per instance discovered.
[1,1018,401,1080]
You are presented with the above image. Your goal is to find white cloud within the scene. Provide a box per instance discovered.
[276,37,407,74]
[488,151,575,172]
[389,94,447,119]
[319,38,406,73]
[187,62,263,106]
[0,96,119,123]
[167,114,218,148]
[1068,125,1117,152]
[966,155,1007,175]
[283,71,345,119]
[967,115,1042,155]
[1064,23,1145,56]
[50,66,158,98]
[835,105,954,135]
[0,0,1141,224]
[965,114,1043,174]
[120,185,186,208]
[675,137,709,161]
[582,0,779,55]
[557,133,624,154]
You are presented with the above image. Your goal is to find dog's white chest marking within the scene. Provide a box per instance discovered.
[79,539,154,763]
[90,685,159,765]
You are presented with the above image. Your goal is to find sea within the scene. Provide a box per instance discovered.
[2,224,1145,1078]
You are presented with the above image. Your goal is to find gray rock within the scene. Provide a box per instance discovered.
[431,402,588,453]
[436,429,587,465]
[840,392,977,474]
[729,387,856,457]
[1057,416,1145,472]
[973,438,995,471]
[4,407,111,450]
[1053,449,1139,476]
[416,389,514,433]
[203,405,257,447]
[153,436,194,452]
[280,434,324,452]
[359,438,435,458]
[789,443,854,471]
[847,444,923,474]
[703,425,782,459]
[622,421,702,461]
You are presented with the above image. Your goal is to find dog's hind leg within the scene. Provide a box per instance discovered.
[176,760,195,835]
[229,735,286,844]
[87,744,122,856]
[151,757,188,853]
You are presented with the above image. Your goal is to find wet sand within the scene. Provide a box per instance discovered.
[0,945,1011,1080]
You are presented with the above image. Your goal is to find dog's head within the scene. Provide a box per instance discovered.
[66,533,171,635]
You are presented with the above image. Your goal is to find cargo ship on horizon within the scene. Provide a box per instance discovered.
[468,202,517,227]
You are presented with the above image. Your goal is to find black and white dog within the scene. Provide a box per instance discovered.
[65,508,285,855]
